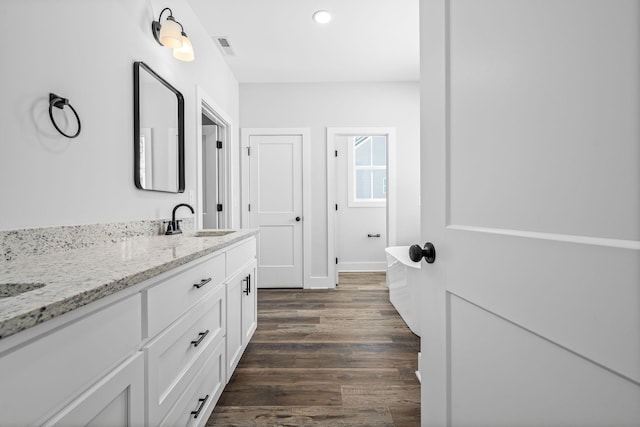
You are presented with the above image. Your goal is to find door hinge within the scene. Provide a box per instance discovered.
[248,204,251,212]
[335,150,338,157]
[216,140,222,149]
[247,147,251,156]
[216,204,223,212]
[336,257,338,265]
[335,204,338,211]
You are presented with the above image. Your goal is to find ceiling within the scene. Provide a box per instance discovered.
[186,0,419,83]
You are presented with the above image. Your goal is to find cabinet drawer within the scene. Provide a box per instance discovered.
[0,294,142,426]
[146,284,226,427]
[226,237,256,277]
[146,252,225,337]
[159,338,226,427]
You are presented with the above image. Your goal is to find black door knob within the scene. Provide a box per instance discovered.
[295,216,301,222]
[409,242,436,264]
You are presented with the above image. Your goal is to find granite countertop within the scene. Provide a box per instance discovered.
[0,229,258,340]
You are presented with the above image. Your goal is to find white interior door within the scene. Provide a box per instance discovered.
[249,134,303,288]
[419,1,640,426]
[335,135,387,272]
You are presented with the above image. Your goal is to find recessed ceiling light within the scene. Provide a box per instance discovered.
[312,10,332,24]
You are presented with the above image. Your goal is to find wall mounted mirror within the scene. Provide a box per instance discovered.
[134,61,185,193]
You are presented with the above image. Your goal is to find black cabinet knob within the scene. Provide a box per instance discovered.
[295,216,301,222]
[409,242,436,264]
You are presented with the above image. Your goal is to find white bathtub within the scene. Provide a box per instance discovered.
[385,246,422,337]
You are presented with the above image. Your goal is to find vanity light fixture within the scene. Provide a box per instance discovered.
[312,10,332,24]
[152,7,195,61]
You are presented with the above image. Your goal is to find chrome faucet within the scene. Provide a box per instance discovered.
[165,203,194,235]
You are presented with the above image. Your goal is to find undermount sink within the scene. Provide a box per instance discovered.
[0,283,46,298]
[193,229,236,237]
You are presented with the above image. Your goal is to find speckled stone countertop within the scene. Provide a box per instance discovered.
[0,229,258,340]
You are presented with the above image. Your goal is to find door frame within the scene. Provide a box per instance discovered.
[195,85,232,230]
[327,127,397,284]
[240,128,312,288]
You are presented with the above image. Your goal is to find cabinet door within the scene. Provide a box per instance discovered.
[242,264,257,344]
[42,352,144,427]
[225,268,245,377]
[0,294,142,426]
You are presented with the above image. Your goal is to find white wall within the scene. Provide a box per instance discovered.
[240,82,420,278]
[0,0,240,230]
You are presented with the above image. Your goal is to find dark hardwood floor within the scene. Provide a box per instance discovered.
[207,272,421,426]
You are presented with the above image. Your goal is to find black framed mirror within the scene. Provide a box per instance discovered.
[133,61,185,193]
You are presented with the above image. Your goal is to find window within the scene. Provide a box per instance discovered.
[348,135,387,207]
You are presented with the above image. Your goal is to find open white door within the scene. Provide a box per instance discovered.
[202,124,219,229]
[335,135,388,272]
[419,1,640,426]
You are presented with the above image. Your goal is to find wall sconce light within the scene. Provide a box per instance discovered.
[152,8,195,62]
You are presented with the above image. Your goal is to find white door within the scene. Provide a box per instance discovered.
[249,134,303,288]
[335,135,387,272]
[419,1,640,426]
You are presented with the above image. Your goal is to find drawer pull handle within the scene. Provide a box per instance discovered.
[367,233,381,238]
[190,394,209,419]
[190,330,210,347]
[193,277,212,289]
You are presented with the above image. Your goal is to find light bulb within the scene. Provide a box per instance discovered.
[312,10,332,24]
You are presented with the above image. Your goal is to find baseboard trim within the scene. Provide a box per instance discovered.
[337,261,387,272]
[305,276,336,289]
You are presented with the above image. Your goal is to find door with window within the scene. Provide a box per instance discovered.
[336,135,387,272]
[419,1,640,425]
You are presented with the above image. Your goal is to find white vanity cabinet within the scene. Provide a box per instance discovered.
[0,233,257,427]
[0,294,144,426]
[143,236,256,427]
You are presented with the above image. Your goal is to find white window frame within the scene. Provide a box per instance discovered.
[347,136,387,208]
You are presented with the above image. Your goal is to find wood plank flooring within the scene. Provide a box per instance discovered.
[206,272,421,426]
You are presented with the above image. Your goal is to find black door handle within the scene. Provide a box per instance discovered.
[243,276,250,295]
[295,216,301,222]
[409,242,436,264]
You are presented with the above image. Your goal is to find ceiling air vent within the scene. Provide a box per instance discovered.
[215,36,236,56]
